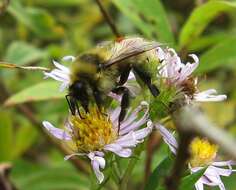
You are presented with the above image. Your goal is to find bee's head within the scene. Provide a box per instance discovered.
[79,53,103,68]
[69,80,87,95]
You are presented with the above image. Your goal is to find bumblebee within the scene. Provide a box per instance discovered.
[66,37,161,127]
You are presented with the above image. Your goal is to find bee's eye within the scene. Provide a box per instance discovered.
[72,81,85,91]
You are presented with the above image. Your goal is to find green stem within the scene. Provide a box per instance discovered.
[119,149,142,190]
[111,160,121,185]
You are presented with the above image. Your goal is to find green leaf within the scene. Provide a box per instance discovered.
[12,125,38,159]
[4,81,66,106]
[197,37,236,73]
[179,168,207,190]
[8,1,64,39]
[5,41,46,65]
[179,1,236,49]
[188,32,230,51]
[144,156,173,190]
[34,0,84,7]
[11,160,89,190]
[112,0,175,45]
[0,111,13,161]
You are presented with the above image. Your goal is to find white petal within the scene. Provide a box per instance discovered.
[115,148,132,157]
[128,71,135,80]
[59,82,70,91]
[212,160,236,167]
[91,159,105,184]
[53,60,70,73]
[195,181,204,190]
[194,89,227,102]
[62,55,76,62]
[64,153,86,160]
[87,153,106,184]
[42,121,72,140]
[94,156,106,169]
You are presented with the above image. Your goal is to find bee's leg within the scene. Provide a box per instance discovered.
[133,66,160,97]
[66,95,85,119]
[92,87,102,111]
[112,86,130,134]
[65,94,76,115]
[79,97,89,114]
[74,98,85,119]
[118,67,131,85]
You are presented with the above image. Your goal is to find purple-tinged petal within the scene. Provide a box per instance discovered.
[115,132,137,147]
[104,144,132,157]
[195,181,204,190]
[92,161,104,184]
[109,106,120,122]
[42,121,72,140]
[88,152,106,184]
[155,123,178,154]
[108,92,122,102]
[93,151,105,157]
[212,166,232,177]
[133,122,153,139]
[52,60,70,73]
[120,101,149,135]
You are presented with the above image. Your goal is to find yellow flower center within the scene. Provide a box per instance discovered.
[189,137,218,167]
[68,107,117,152]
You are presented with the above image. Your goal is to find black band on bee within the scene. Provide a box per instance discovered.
[118,67,131,86]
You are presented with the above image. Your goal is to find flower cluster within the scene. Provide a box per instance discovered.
[156,47,227,104]
[42,38,233,188]
[155,124,236,190]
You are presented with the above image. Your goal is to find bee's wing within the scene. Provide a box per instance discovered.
[104,38,160,67]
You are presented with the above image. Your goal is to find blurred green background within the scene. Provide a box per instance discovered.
[0,0,236,189]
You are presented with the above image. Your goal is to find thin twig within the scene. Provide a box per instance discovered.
[0,0,9,15]
[0,81,89,174]
[144,132,162,184]
[0,62,50,71]
[94,0,122,38]
[0,163,17,190]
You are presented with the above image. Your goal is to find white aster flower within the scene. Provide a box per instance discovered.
[153,123,236,190]
[156,47,226,103]
[157,47,199,85]
[42,101,152,184]
[192,161,236,190]
[44,56,75,91]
